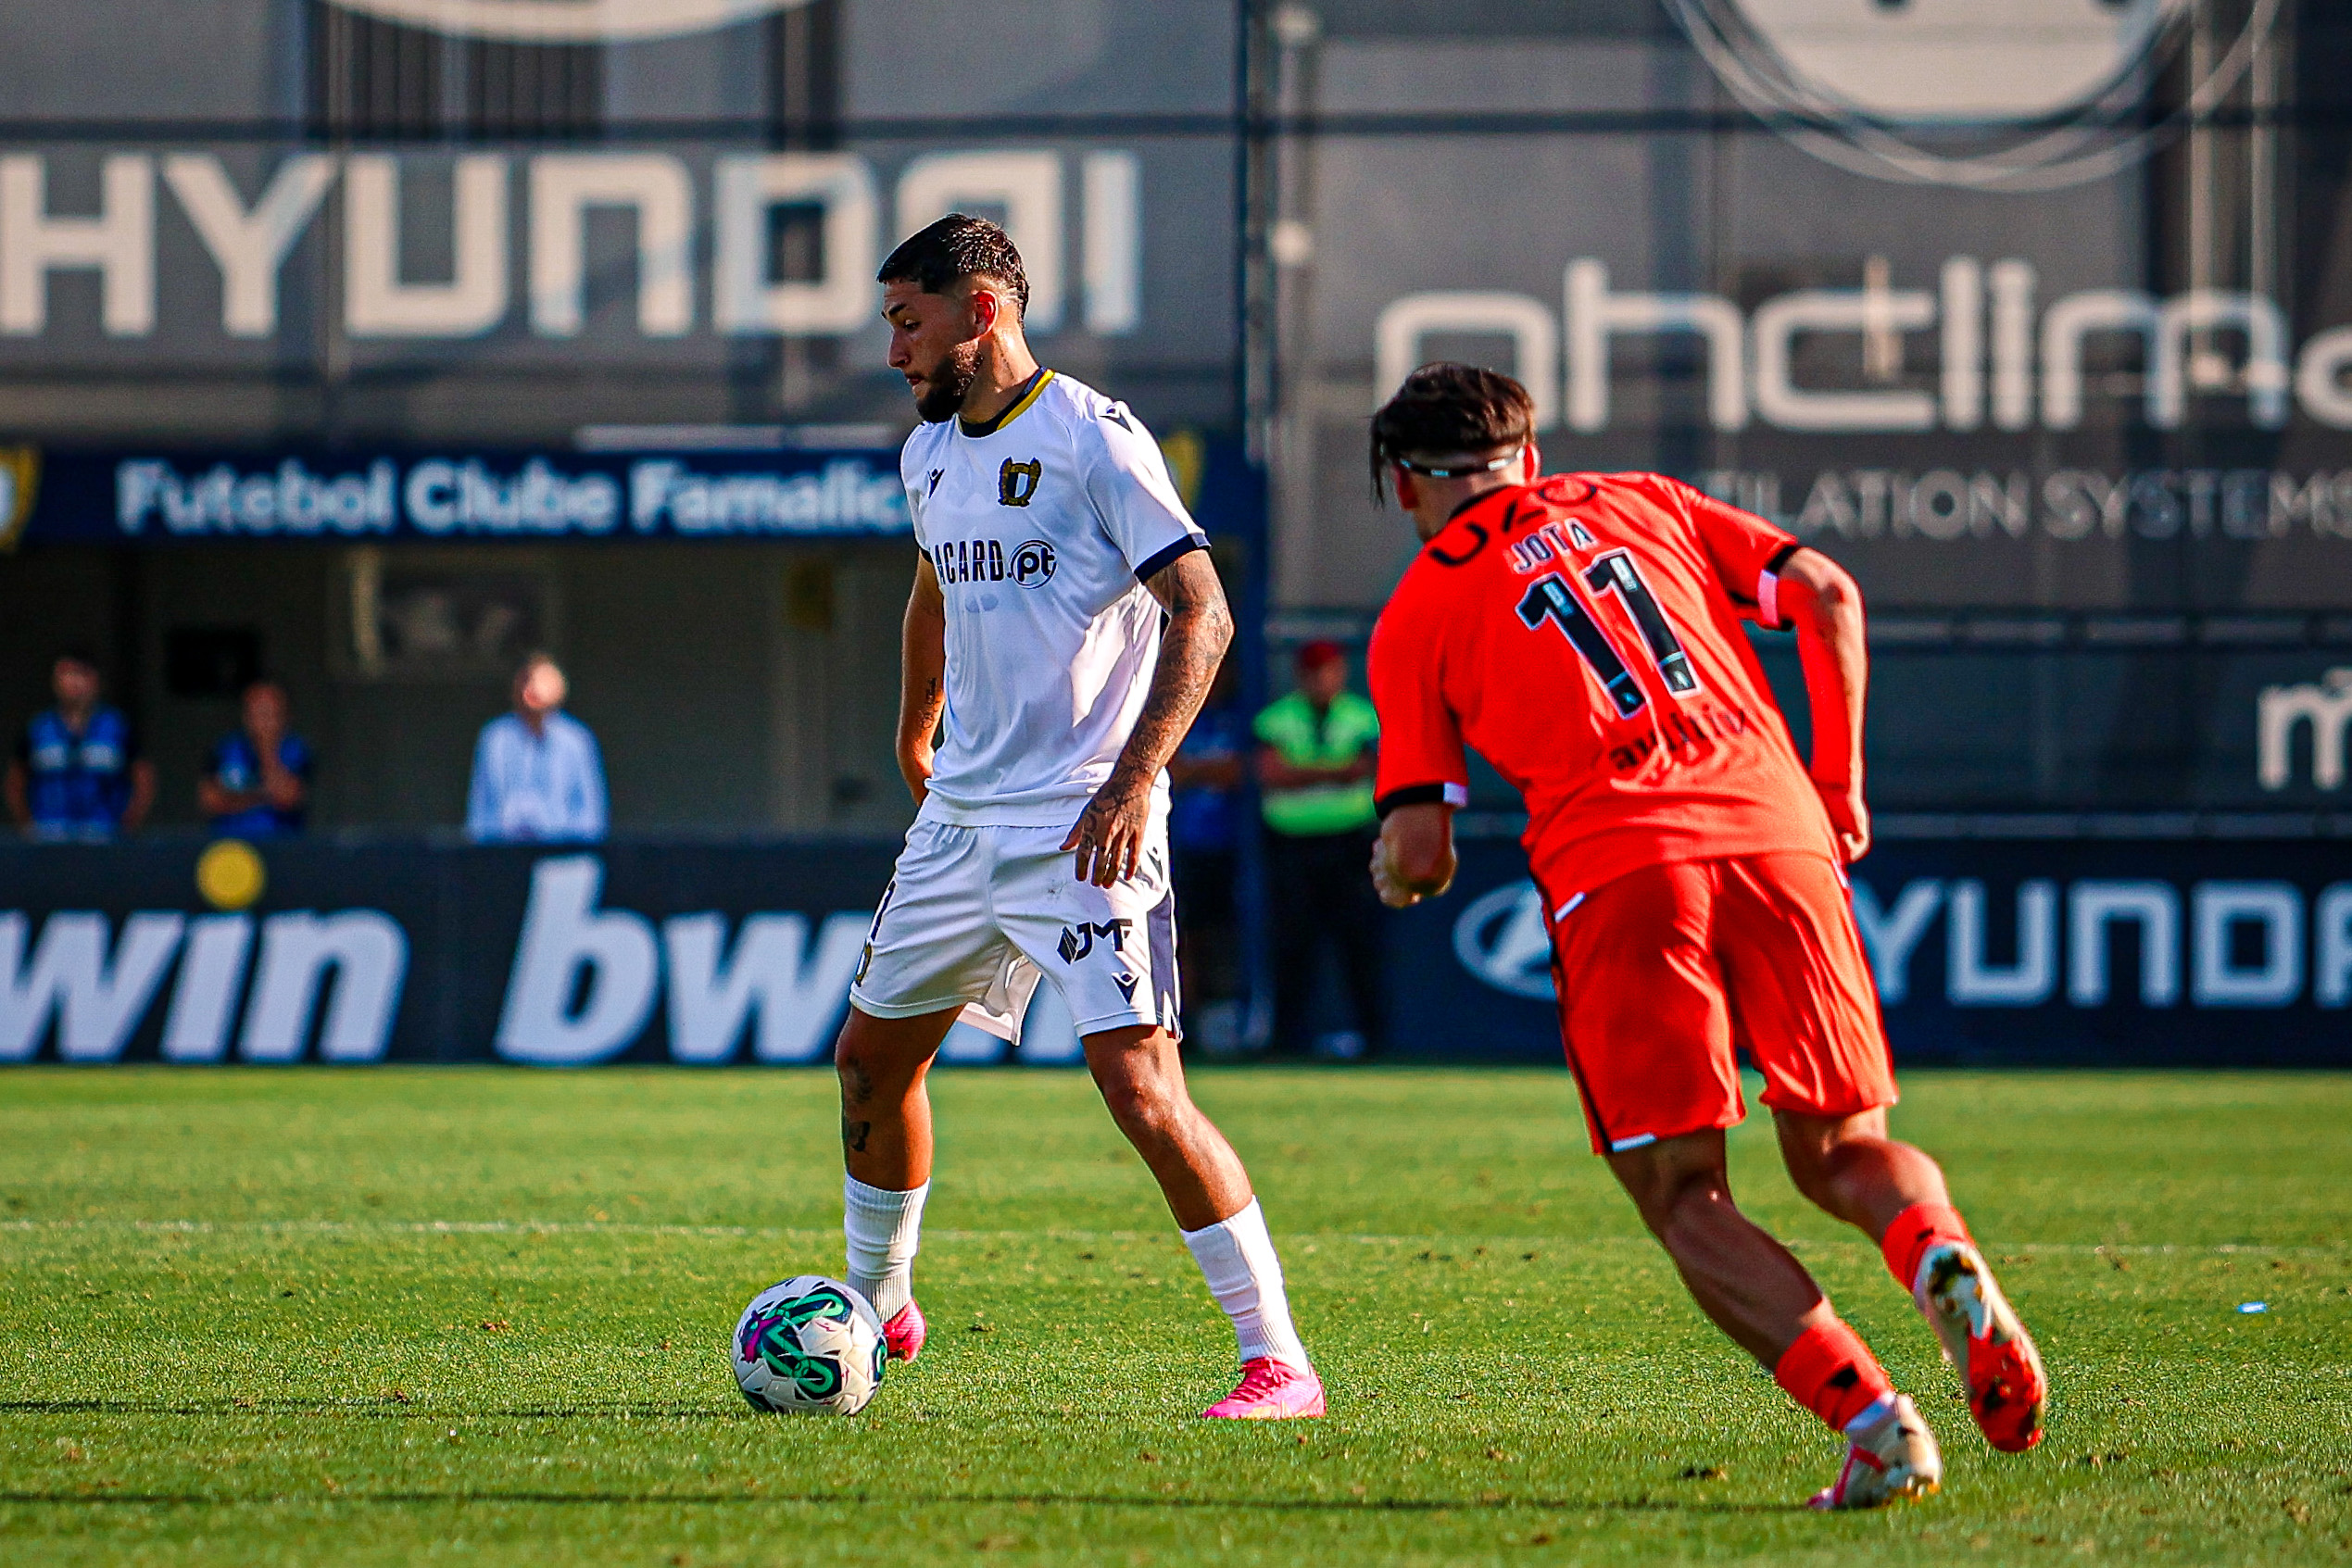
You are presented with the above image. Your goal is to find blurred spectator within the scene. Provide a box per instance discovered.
[1254,641,1383,1059]
[197,679,312,838]
[5,650,154,842]
[1168,658,1248,1050]
[467,653,607,843]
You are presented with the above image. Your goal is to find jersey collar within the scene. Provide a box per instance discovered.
[1427,482,1533,550]
[958,368,1054,439]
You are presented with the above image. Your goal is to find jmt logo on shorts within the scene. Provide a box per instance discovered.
[1058,919,1131,964]
[1010,539,1058,588]
[998,459,1042,508]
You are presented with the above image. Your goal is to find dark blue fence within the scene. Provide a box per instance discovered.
[4,834,2347,1066]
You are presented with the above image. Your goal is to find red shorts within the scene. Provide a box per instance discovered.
[1544,851,1895,1155]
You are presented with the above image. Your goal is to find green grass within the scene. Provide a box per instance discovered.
[2,1067,2348,1566]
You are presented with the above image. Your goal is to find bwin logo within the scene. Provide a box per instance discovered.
[998,459,1042,508]
[1011,538,1058,588]
[2258,667,2352,791]
[1667,0,2273,192]
[1058,920,1130,965]
[1452,881,1556,1001]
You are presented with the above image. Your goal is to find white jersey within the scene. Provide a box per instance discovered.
[901,370,1209,827]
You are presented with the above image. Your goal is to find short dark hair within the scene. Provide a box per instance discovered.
[55,646,99,671]
[1368,363,1537,503]
[877,214,1030,319]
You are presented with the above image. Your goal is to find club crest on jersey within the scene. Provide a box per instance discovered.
[998,458,1042,508]
[1010,538,1058,588]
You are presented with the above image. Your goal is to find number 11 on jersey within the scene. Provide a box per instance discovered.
[1516,550,1699,718]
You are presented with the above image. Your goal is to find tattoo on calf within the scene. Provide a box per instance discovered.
[841,1116,872,1154]
[844,1060,874,1106]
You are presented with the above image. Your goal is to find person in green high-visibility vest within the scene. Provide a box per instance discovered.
[1253,641,1384,1060]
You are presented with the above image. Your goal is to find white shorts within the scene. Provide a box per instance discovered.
[849,813,1183,1044]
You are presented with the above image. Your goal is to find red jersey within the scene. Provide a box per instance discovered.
[1367,472,1838,906]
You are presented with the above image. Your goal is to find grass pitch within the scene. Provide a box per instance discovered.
[1,1067,2347,1566]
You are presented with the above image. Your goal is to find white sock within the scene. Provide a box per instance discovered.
[843,1174,928,1320]
[1180,1198,1311,1372]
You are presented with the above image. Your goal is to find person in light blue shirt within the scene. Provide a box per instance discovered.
[466,653,608,843]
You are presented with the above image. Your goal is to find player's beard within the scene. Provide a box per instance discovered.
[914,340,982,422]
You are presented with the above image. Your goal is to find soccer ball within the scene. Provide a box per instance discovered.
[732,1275,887,1415]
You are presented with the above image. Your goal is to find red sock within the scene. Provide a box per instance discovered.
[1880,1201,1971,1292]
[1773,1318,1895,1434]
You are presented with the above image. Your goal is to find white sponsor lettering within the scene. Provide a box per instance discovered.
[161,913,252,1062]
[0,154,153,336]
[2067,882,2180,1007]
[117,458,397,536]
[0,911,183,1061]
[660,911,866,1064]
[496,857,660,1065]
[1381,256,2344,435]
[1690,467,2351,544]
[406,458,621,535]
[628,458,903,534]
[1944,879,2058,1006]
[345,155,509,337]
[0,150,1143,346]
[2258,668,2352,791]
[529,155,694,338]
[1849,878,1941,1005]
[241,911,409,1062]
[2192,883,2302,1008]
[161,156,337,338]
[2320,884,2352,1008]
[1843,876,2340,1011]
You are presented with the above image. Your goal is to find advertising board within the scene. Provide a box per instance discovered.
[1401,834,2352,1068]
[5,832,2346,1068]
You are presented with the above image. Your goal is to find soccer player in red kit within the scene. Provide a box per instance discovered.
[1363,364,2046,1510]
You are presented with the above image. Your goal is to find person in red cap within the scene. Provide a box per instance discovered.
[1252,638,1384,1058]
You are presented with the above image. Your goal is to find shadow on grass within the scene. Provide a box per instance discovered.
[0,1490,1799,1515]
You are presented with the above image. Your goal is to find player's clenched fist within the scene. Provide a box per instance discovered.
[1369,838,1419,909]
[1813,779,1871,863]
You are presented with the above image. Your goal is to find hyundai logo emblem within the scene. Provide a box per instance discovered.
[1451,880,1556,1000]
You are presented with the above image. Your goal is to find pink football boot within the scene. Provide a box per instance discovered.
[882,1298,926,1363]
[1201,1357,1325,1419]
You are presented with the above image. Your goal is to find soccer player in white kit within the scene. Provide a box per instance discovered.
[832,215,1323,1419]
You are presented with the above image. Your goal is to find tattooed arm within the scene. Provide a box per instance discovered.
[1063,548,1234,886]
[897,554,948,807]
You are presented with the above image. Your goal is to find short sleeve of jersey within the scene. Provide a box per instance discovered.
[1367,583,1469,816]
[900,428,940,551]
[1076,402,1209,581]
[1667,478,1802,628]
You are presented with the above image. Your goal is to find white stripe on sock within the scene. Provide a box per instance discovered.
[842,1174,928,1320]
[1180,1198,1311,1372]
